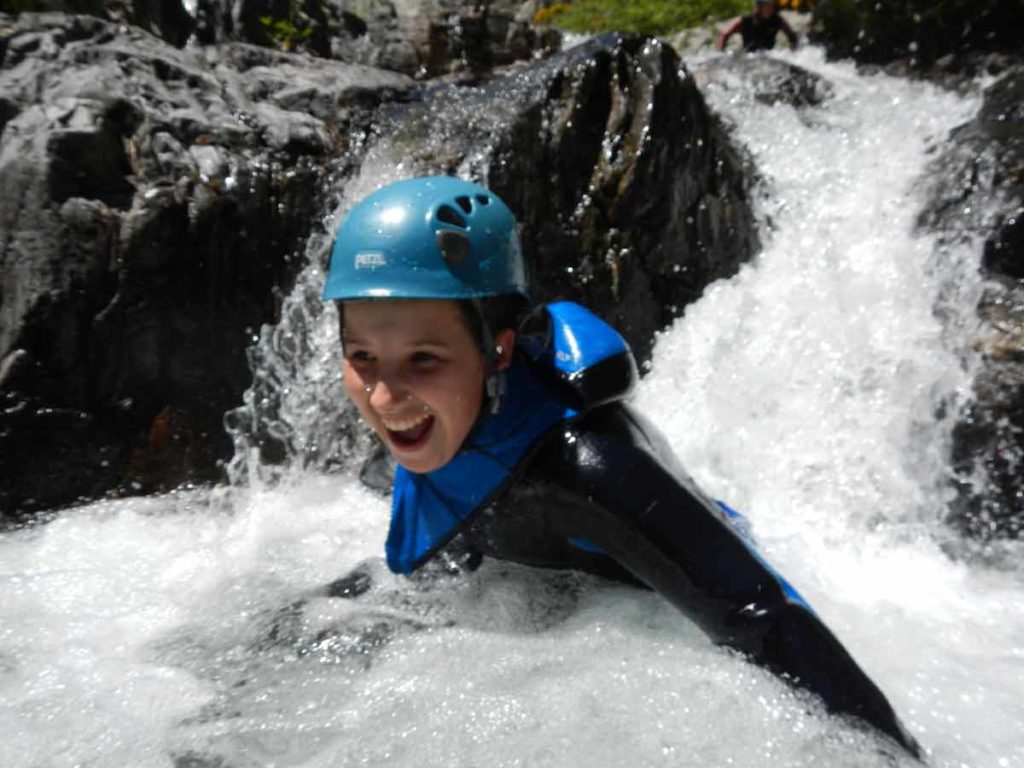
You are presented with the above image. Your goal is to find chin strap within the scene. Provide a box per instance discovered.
[485,367,507,415]
[471,298,507,415]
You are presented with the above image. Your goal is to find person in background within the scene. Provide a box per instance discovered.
[323,175,921,759]
[718,0,800,52]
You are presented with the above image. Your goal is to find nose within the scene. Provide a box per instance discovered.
[367,375,406,409]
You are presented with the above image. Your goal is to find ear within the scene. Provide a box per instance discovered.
[493,329,516,371]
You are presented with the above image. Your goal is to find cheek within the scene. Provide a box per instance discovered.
[440,371,484,433]
[342,363,371,412]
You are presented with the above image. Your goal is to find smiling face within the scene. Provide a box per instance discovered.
[341,299,488,474]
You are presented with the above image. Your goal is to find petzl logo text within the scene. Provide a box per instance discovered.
[355,251,387,269]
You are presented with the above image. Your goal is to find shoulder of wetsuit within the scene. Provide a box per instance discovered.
[532,401,717,521]
[516,301,638,414]
[532,400,650,466]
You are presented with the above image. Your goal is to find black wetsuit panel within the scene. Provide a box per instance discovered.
[740,12,784,51]
[461,402,920,756]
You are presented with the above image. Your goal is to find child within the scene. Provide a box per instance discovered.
[718,0,800,52]
[323,175,920,757]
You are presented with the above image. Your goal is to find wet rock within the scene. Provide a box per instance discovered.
[194,0,558,77]
[2,0,193,46]
[810,0,1022,70]
[370,33,759,363]
[919,67,1024,539]
[692,55,834,109]
[0,13,415,516]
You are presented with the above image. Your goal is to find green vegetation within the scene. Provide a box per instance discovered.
[259,0,315,52]
[535,0,752,37]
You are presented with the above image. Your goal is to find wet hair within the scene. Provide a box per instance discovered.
[456,294,530,354]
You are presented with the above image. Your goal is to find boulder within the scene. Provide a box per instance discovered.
[918,67,1024,539]
[0,12,415,516]
[692,55,834,109]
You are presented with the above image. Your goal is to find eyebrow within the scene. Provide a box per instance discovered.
[342,333,451,348]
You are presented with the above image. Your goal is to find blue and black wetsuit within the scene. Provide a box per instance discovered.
[384,302,920,757]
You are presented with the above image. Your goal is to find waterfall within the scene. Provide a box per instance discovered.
[2,46,1021,768]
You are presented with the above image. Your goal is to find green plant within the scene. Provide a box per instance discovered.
[544,0,751,37]
[260,0,314,52]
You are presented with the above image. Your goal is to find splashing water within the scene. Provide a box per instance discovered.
[2,48,1022,768]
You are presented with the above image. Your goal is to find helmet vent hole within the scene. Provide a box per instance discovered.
[475,194,490,205]
[437,230,470,266]
[437,204,467,228]
[455,196,473,214]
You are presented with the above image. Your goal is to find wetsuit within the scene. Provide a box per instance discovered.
[384,302,920,757]
[721,11,799,52]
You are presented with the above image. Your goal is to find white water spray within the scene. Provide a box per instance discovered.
[2,48,1021,768]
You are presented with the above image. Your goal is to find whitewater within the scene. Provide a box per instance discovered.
[2,46,1022,768]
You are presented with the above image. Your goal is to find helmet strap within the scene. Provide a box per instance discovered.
[486,369,507,415]
[471,298,506,415]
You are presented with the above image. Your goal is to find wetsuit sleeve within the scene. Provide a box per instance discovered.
[718,18,743,50]
[550,405,920,757]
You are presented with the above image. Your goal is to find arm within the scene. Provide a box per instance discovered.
[779,15,799,49]
[717,17,743,51]
[554,405,921,757]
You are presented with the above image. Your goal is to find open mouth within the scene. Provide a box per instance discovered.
[383,414,435,449]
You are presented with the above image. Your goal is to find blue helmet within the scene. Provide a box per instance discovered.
[322,176,528,302]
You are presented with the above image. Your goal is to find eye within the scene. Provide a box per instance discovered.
[410,351,440,365]
[346,349,375,365]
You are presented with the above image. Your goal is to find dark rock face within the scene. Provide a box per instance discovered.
[811,0,1023,69]
[369,34,759,363]
[0,13,415,516]
[919,68,1024,539]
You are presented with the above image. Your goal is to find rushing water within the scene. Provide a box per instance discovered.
[3,47,1022,768]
